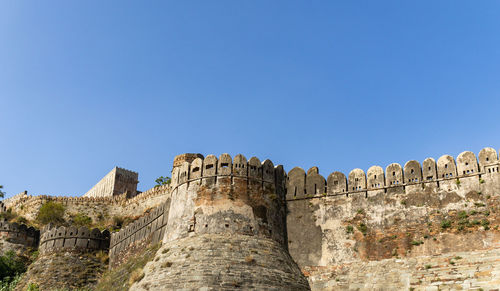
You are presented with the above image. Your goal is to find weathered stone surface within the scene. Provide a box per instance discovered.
[286,147,500,290]
[132,234,310,291]
[136,154,309,290]
[304,248,500,291]
[84,167,139,198]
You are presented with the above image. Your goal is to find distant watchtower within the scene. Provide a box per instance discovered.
[83,167,138,198]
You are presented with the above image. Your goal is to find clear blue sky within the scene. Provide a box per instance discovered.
[1,1,500,198]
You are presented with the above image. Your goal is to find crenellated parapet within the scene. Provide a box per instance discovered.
[0,219,40,247]
[165,153,288,246]
[109,200,170,267]
[287,147,500,200]
[39,225,110,255]
[3,192,127,209]
[170,153,286,196]
[118,184,170,207]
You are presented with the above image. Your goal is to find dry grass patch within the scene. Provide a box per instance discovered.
[128,268,145,285]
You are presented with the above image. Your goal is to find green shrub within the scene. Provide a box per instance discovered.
[14,216,28,225]
[346,225,354,234]
[471,220,480,226]
[72,213,92,227]
[458,211,468,219]
[440,220,452,229]
[0,210,16,222]
[481,219,490,230]
[0,251,27,283]
[411,240,423,246]
[357,223,368,235]
[0,273,22,291]
[36,202,65,225]
[111,216,134,231]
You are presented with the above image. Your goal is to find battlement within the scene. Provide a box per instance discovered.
[287,147,500,200]
[171,153,286,194]
[39,225,110,255]
[0,219,40,247]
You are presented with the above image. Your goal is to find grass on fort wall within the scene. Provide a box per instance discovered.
[95,243,160,291]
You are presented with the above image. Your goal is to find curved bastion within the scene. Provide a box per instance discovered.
[39,225,110,255]
[0,219,39,248]
[133,153,310,290]
[14,225,110,291]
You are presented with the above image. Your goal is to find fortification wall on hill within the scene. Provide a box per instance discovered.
[39,225,110,255]
[285,147,500,290]
[0,219,39,248]
[134,153,310,290]
[2,185,171,222]
[109,199,170,268]
[286,147,500,200]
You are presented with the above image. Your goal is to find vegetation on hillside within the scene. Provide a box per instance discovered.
[0,209,30,227]
[95,243,160,291]
[70,213,92,227]
[0,249,36,291]
[0,251,26,282]
[36,201,65,225]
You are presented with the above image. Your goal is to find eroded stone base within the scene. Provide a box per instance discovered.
[305,248,500,291]
[132,233,310,290]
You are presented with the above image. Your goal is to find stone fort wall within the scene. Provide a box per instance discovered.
[2,184,171,222]
[0,219,39,248]
[109,200,170,267]
[132,153,310,291]
[83,167,139,198]
[39,225,110,255]
[285,147,500,290]
[1,147,499,290]
[286,147,500,200]
[167,153,287,245]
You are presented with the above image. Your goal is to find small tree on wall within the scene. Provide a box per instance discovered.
[0,185,5,199]
[155,176,171,187]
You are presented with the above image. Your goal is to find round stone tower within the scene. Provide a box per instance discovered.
[133,153,310,290]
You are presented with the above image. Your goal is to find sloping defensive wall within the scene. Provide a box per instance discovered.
[109,199,170,267]
[2,184,171,222]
